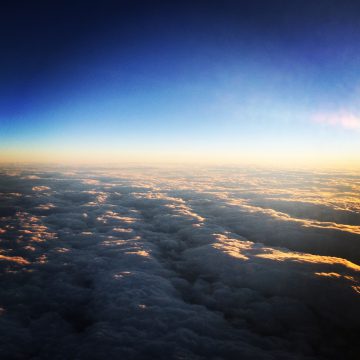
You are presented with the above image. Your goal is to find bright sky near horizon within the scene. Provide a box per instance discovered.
[1,0,360,168]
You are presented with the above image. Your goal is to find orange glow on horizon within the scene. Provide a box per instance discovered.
[1,146,360,172]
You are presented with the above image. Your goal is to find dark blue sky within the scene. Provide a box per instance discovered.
[1,0,360,166]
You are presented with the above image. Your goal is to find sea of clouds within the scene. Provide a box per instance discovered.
[0,166,359,359]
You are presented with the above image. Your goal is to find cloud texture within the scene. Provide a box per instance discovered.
[0,166,359,359]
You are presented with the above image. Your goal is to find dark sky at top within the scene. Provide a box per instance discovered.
[2,0,360,91]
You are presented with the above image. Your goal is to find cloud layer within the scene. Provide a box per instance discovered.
[0,166,359,359]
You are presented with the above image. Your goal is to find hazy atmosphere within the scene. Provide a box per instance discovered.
[1,1,360,359]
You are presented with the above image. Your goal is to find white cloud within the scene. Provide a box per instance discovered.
[313,111,360,131]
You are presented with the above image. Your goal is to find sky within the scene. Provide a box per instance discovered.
[1,0,360,168]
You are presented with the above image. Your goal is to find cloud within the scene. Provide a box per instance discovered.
[313,111,360,131]
[0,167,359,359]
[32,186,51,192]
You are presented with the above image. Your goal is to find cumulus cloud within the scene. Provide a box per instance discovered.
[0,166,359,359]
